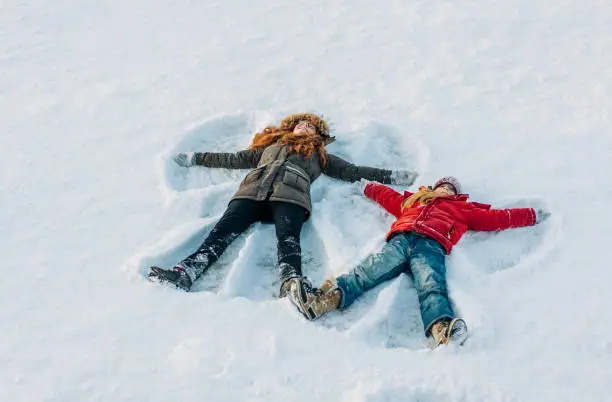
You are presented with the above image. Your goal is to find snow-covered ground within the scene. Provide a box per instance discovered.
[2,1,612,401]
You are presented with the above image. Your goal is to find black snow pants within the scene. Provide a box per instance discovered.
[178,199,308,285]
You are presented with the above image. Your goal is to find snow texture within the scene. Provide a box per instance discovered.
[2,0,612,401]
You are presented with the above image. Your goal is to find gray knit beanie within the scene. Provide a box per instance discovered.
[433,176,461,194]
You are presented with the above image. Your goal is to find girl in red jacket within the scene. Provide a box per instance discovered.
[300,176,549,347]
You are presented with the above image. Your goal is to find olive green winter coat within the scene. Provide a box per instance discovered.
[194,144,393,218]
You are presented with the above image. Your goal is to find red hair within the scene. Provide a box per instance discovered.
[249,126,328,166]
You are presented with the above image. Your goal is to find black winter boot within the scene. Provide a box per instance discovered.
[280,277,321,321]
[148,266,193,291]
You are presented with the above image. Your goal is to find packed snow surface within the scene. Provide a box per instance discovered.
[2,1,612,401]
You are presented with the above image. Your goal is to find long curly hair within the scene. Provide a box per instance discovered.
[401,186,444,210]
[248,126,329,166]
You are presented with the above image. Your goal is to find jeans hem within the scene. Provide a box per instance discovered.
[423,314,455,335]
[335,276,351,309]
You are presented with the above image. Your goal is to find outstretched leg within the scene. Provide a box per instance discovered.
[407,235,455,336]
[269,201,323,319]
[269,201,308,283]
[149,199,265,290]
[335,233,411,309]
[180,199,264,280]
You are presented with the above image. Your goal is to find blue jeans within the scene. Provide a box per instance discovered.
[336,232,454,334]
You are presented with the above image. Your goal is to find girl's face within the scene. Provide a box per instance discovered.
[293,121,317,136]
[433,183,456,196]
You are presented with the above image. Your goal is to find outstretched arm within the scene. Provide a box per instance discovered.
[174,149,263,169]
[195,149,263,169]
[362,182,406,218]
[324,153,417,185]
[465,206,537,232]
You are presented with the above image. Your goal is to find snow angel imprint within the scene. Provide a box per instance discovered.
[298,176,551,348]
[149,113,418,315]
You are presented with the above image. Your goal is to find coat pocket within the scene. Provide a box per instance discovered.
[282,166,310,192]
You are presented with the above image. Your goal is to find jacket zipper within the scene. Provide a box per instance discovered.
[285,165,311,182]
[413,198,440,232]
[414,199,455,240]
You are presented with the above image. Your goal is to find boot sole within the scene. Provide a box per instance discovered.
[448,318,469,345]
[148,266,191,292]
[288,281,317,321]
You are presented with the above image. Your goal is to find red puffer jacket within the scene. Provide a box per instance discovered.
[364,182,537,254]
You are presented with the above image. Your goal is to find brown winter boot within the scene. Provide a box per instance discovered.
[319,278,337,293]
[430,318,469,348]
[308,278,342,318]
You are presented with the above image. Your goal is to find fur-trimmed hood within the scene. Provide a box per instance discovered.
[279,113,331,138]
